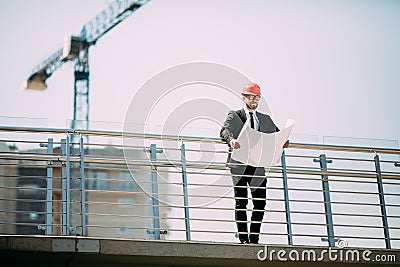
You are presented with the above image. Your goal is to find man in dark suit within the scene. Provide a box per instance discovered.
[220,82,289,244]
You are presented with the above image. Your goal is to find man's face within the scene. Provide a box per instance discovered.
[242,94,260,110]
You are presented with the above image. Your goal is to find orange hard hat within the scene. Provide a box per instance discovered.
[242,82,261,96]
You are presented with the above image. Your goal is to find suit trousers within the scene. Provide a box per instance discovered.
[233,165,267,243]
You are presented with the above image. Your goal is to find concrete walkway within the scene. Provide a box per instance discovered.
[1,235,399,266]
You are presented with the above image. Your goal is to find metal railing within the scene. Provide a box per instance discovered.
[0,125,399,249]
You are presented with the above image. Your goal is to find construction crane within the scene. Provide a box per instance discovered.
[24,0,150,143]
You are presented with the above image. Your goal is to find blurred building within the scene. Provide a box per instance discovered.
[0,142,171,239]
[0,142,18,234]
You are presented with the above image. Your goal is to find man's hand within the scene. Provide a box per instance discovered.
[283,140,290,149]
[230,139,241,149]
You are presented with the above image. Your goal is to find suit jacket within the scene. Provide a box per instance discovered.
[220,109,279,184]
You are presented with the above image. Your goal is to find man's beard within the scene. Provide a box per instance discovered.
[246,102,258,110]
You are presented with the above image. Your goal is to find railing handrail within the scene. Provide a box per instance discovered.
[0,125,399,154]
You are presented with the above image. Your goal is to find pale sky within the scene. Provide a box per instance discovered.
[1,0,399,146]
[1,0,399,248]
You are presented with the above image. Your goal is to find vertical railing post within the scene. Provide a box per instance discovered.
[180,143,191,241]
[314,154,335,247]
[374,153,391,249]
[61,139,67,235]
[61,136,72,235]
[79,136,87,236]
[281,151,293,245]
[149,144,161,240]
[45,138,54,235]
[65,134,71,235]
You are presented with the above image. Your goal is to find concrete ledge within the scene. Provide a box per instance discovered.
[100,239,261,259]
[1,235,399,267]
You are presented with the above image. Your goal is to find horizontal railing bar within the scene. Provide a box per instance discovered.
[82,206,388,219]
[0,151,60,157]
[4,195,393,210]
[53,177,387,192]
[80,225,400,241]
[0,210,63,215]
[283,175,397,185]
[170,187,393,198]
[0,198,64,203]
[0,186,49,191]
[48,213,391,231]
[4,153,399,180]
[4,170,376,188]
[79,198,400,209]
[163,217,400,230]
[0,139,51,145]
[0,222,62,227]
[0,164,49,169]
[1,152,399,181]
[380,159,400,164]
[381,171,400,176]
[79,213,400,230]
[83,185,396,199]
[0,175,53,180]
[286,154,376,163]
[289,142,400,155]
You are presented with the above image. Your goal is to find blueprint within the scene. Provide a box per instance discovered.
[231,119,295,167]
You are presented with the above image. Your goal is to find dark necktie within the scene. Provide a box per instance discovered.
[249,112,255,129]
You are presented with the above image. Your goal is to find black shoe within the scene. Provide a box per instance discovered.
[249,234,259,244]
[239,238,250,244]
[249,237,259,244]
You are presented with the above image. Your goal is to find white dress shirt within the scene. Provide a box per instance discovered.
[244,107,259,131]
